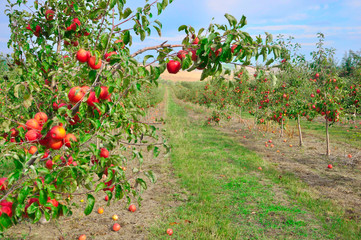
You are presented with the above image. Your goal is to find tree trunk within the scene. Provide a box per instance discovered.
[326,117,330,156]
[297,114,303,146]
[280,120,284,137]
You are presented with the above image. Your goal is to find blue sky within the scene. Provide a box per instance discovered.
[1,0,360,63]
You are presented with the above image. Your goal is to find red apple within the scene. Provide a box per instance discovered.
[327,164,333,169]
[88,56,102,69]
[167,228,173,236]
[76,49,90,63]
[112,223,121,231]
[167,60,181,74]
[105,51,117,62]
[45,9,55,21]
[128,204,136,212]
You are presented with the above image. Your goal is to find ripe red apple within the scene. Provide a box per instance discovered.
[45,160,54,170]
[128,204,136,212]
[88,56,102,69]
[64,133,77,148]
[46,197,59,209]
[316,89,321,94]
[45,9,55,21]
[48,138,64,150]
[99,86,110,100]
[76,49,90,63]
[26,119,42,131]
[78,234,87,240]
[25,130,41,142]
[105,195,109,201]
[167,228,173,236]
[192,36,199,44]
[28,146,37,155]
[100,148,109,158]
[105,51,117,62]
[49,126,66,140]
[177,50,188,61]
[112,223,121,231]
[68,86,86,103]
[34,112,48,125]
[167,60,181,74]
[0,178,7,191]
[311,94,315,98]
[327,164,333,169]
[87,91,99,107]
[315,73,320,79]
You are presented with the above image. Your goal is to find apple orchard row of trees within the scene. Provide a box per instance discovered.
[175,33,361,156]
[0,0,284,233]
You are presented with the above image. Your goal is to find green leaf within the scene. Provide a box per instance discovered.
[136,178,147,190]
[153,146,160,157]
[84,194,95,215]
[27,202,38,214]
[110,0,117,9]
[115,185,124,199]
[225,13,237,27]
[95,182,106,192]
[17,187,30,204]
[123,8,132,18]
[39,190,47,205]
[34,209,42,223]
[153,26,161,37]
[178,25,187,32]
[0,214,12,229]
[123,30,130,45]
[144,170,157,183]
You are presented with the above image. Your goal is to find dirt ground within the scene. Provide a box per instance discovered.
[5,98,180,240]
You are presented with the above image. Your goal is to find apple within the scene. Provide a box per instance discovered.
[327,164,333,169]
[100,148,109,158]
[45,9,55,21]
[192,36,199,44]
[167,60,181,74]
[64,133,77,148]
[177,50,188,61]
[76,49,90,63]
[0,178,7,191]
[97,207,104,214]
[128,204,136,212]
[47,138,64,150]
[167,228,173,236]
[88,56,102,69]
[112,214,118,221]
[112,223,121,232]
[315,73,320,79]
[311,94,315,98]
[347,154,352,158]
[68,86,86,103]
[28,146,37,155]
[26,119,42,131]
[105,195,109,201]
[87,91,99,107]
[316,89,321,94]
[49,125,66,140]
[45,160,54,170]
[78,234,86,240]
[105,51,117,62]
[25,130,41,142]
[99,86,110,100]
[34,112,48,125]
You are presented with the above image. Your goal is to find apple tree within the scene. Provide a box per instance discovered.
[0,0,282,233]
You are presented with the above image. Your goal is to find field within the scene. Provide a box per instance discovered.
[4,78,360,239]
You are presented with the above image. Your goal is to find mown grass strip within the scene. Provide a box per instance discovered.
[150,89,360,239]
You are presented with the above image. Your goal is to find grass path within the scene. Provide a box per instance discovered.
[150,88,360,239]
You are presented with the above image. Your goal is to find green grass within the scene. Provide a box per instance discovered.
[149,87,361,239]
